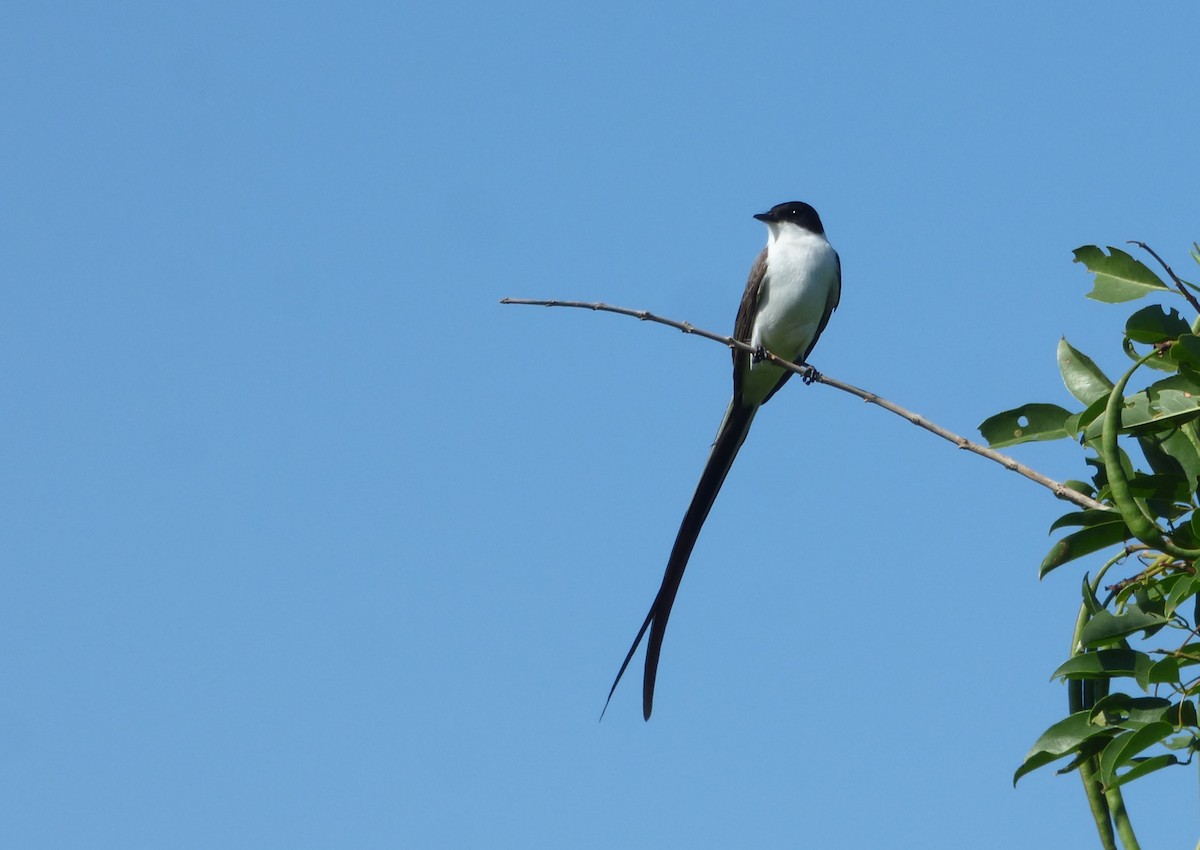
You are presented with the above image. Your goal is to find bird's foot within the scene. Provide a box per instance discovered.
[752,345,767,364]
[800,364,821,385]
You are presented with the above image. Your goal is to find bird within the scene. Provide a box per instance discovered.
[603,201,841,720]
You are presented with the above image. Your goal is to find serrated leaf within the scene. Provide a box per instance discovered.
[1040,522,1130,578]
[1013,711,1120,785]
[1074,245,1169,303]
[979,403,1072,448]
[1058,338,1113,405]
[1079,608,1169,647]
[1051,649,1151,681]
[1126,305,1192,343]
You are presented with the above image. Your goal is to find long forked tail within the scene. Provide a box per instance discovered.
[601,399,757,720]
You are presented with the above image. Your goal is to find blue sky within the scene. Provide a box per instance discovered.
[3,2,1199,847]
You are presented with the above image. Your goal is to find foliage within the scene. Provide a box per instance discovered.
[980,244,1200,849]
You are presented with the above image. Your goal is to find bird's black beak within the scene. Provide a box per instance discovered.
[753,210,775,222]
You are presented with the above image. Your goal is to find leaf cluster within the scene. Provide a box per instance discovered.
[981,245,1200,843]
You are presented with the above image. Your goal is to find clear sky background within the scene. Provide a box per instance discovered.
[3,3,1199,848]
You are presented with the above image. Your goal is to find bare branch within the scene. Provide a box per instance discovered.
[501,297,1108,513]
[1128,241,1200,315]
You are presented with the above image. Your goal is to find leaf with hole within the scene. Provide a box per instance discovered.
[978,404,1072,448]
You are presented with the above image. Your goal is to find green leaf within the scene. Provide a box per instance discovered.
[1081,573,1105,617]
[1013,711,1120,785]
[1138,426,1200,493]
[1079,607,1170,647]
[1040,521,1130,578]
[1085,446,1137,500]
[1169,334,1200,370]
[1126,305,1192,343]
[1165,699,1199,728]
[1125,472,1191,519]
[1064,396,1108,438]
[1063,479,1097,498]
[1097,722,1174,784]
[979,404,1072,448]
[1164,733,1198,751]
[1148,647,1200,686]
[1164,572,1200,617]
[1057,338,1113,405]
[1104,753,1180,790]
[1074,245,1169,303]
[1147,656,1179,685]
[1122,335,1178,372]
[1128,374,1200,430]
[1087,694,1174,728]
[1048,509,1119,532]
[1051,649,1152,681]
[1084,373,1200,440]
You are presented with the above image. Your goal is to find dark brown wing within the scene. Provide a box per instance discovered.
[731,248,767,405]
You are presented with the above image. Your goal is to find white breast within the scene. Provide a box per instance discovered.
[744,224,839,403]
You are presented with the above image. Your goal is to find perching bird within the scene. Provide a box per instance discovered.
[603,201,841,720]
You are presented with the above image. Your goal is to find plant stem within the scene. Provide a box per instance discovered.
[1106,784,1140,850]
[1080,757,1118,850]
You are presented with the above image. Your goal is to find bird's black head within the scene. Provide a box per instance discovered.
[753,201,824,235]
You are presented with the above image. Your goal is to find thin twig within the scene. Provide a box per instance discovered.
[500,297,1108,512]
[1128,241,1200,314]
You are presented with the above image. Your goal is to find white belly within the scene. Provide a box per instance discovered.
[744,228,839,404]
